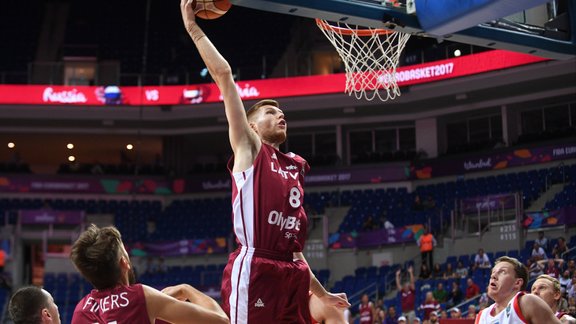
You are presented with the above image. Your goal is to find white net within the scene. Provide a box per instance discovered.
[316,19,411,101]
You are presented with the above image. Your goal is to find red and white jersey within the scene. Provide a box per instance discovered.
[359,301,374,323]
[475,292,527,324]
[228,143,310,254]
[72,284,150,324]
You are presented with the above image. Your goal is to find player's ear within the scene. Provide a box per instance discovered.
[119,255,130,270]
[41,307,52,320]
[514,278,523,290]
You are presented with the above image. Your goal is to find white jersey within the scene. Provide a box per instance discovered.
[475,292,527,324]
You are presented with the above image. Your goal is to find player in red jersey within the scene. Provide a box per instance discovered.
[70,224,229,324]
[180,1,349,323]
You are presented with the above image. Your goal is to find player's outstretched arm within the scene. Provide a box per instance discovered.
[180,0,259,170]
[144,284,229,324]
[294,252,350,309]
[161,284,226,316]
[310,293,349,324]
[519,293,561,324]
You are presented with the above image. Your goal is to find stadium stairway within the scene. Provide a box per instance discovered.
[526,182,567,212]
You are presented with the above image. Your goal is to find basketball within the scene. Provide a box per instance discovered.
[194,0,232,20]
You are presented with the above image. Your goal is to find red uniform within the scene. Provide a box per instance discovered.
[221,143,311,324]
[358,302,374,323]
[72,284,150,324]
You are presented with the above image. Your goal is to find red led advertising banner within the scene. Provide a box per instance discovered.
[0,50,546,106]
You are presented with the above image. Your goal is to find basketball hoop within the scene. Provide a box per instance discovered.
[316,18,411,102]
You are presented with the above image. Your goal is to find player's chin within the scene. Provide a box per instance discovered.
[271,131,287,144]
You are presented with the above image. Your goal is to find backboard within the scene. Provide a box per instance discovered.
[229,0,576,60]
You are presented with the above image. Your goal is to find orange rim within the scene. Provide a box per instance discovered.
[315,18,393,36]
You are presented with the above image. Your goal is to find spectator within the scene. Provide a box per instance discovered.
[531,242,548,261]
[465,278,481,299]
[528,258,544,280]
[419,292,440,320]
[473,248,491,271]
[413,195,424,211]
[552,237,568,258]
[432,263,444,279]
[419,264,432,280]
[362,215,376,231]
[568,260,576,276]
[433,282,448,303]
[396,266,416,321]
[449,307,462,319]
[455,261,468,278]
[540,258,563,279]
[535,230,549,253]
[375,298,385,315]
[560,270,572,295]
[386,305,399,324]
[428,310,439,324]
[412,317,421,324]
[569,273,576,300]
[439,309,448,320]
[376,307,387,324]
[447,281,463,308]
[443,263,456,279]
[358,293,375,324]
[398,315,407,323]
[417,227,436,270]
[466,305,477,319]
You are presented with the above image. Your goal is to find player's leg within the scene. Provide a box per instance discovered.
[246,257,311,323]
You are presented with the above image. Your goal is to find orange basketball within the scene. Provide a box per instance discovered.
[194,0,232,20]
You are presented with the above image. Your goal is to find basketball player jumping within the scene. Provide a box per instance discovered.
[475,256,561,324]
[531,274,576,324]
[180,0,349,323]
[70,224,229,324]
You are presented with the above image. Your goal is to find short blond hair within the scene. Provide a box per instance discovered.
[536,274,561,293]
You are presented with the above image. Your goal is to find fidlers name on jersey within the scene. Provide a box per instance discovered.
[82,292,130,313]
[271,161,299,180]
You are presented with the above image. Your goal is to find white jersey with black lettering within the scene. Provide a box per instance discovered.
[475,292,527,324]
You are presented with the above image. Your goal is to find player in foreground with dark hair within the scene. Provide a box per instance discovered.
[9,286,61,324]
[70,224,229,324]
